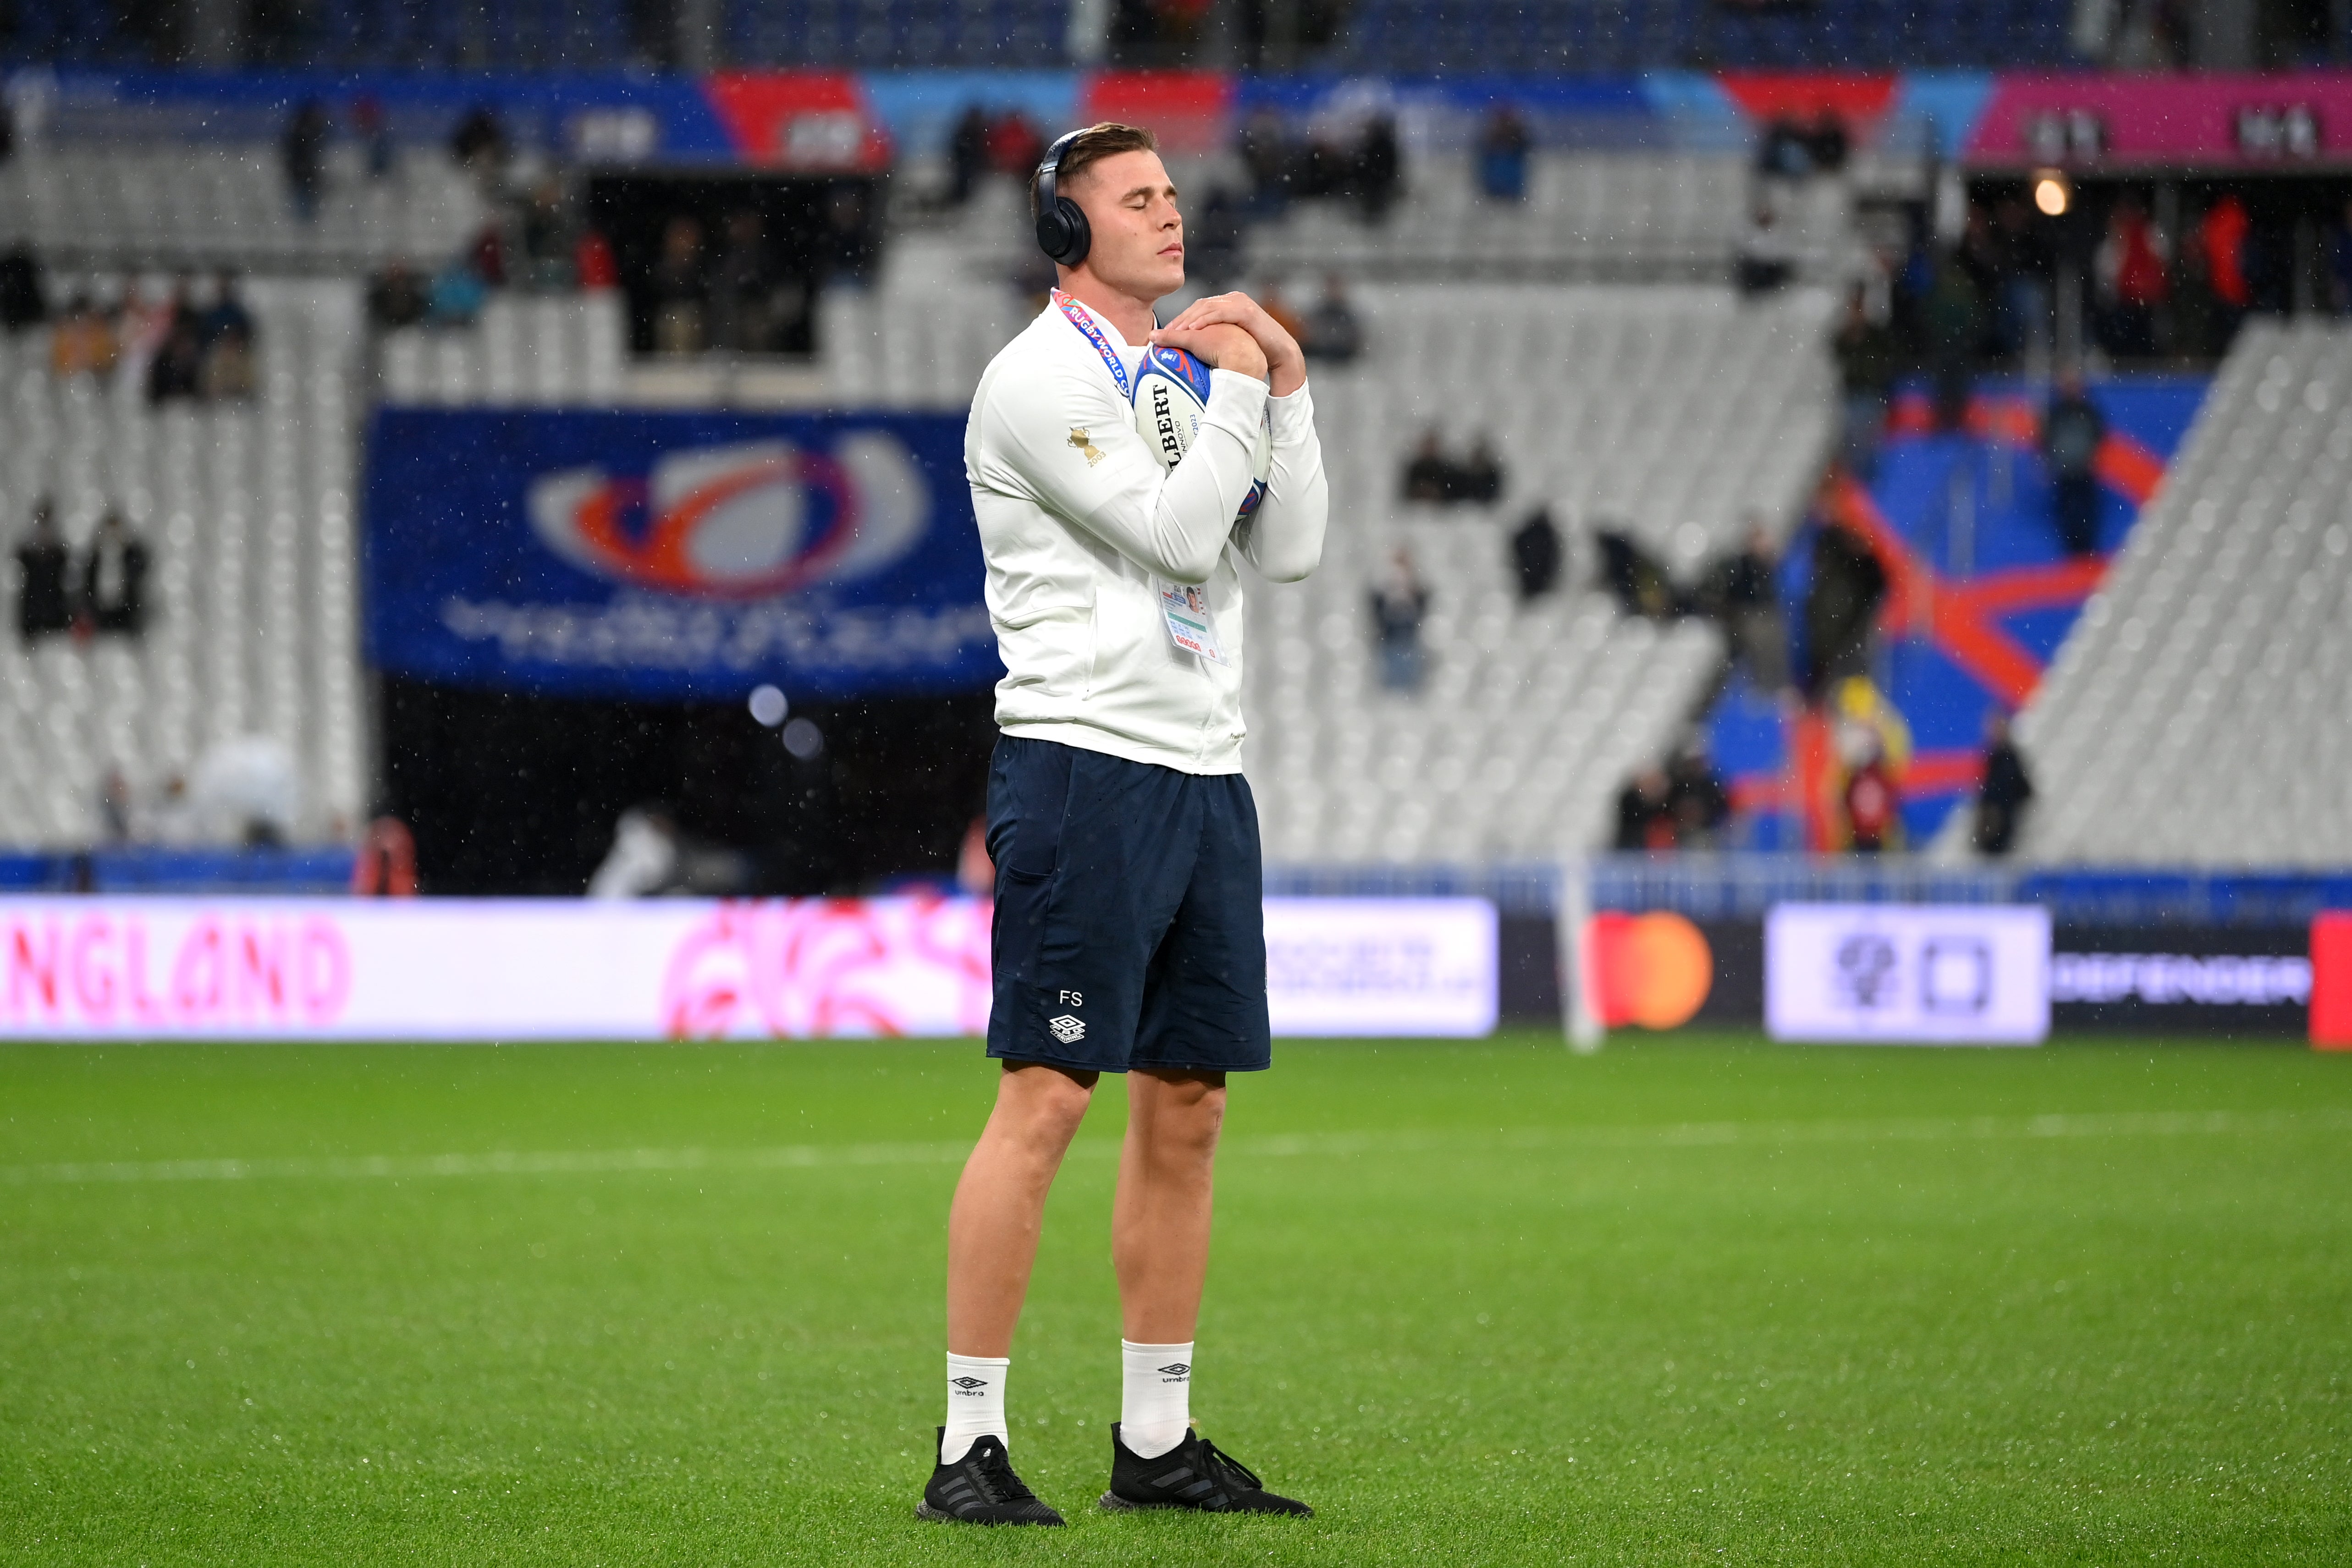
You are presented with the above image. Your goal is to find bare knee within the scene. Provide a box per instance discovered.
[997,1061,1097,1148]
[1135,1071,1226,1162]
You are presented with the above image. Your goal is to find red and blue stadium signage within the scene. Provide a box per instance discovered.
[360,409,997,700]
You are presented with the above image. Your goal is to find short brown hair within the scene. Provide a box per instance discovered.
[1032,122,1159,218]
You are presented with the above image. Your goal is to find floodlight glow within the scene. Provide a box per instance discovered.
[2033,173,2069,217]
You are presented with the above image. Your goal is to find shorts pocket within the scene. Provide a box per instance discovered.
[999,741,1076,881]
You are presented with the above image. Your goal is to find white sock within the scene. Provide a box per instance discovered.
[1120,1340,1194,1459]
[941,1353,1009,1464]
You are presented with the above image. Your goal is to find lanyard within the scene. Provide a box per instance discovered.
[1052,288,1132,401]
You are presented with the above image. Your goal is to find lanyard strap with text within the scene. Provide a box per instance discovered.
[1052,288,1132,401]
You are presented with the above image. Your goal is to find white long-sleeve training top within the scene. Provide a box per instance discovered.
[964,292,1327,775]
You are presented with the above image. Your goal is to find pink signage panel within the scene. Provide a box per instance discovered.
[1967,71,2352,168]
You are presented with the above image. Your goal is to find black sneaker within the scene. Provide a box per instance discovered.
[914,1430,1066,1525]
[1099,1423,1313,1515]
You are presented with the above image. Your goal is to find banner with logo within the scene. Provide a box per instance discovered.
[1766,903,2051,1045]
[362,409,998,700]
[2050,925,2310,1036]
[0,897,1497,1041]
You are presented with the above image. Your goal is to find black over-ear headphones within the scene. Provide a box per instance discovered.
[1032,129,1091,267]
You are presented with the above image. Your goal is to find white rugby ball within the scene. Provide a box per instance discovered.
[1132,344,1273,520]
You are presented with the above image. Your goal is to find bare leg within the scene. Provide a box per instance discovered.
[946,1062,1098,1358]
[1112,1068,1228,1343]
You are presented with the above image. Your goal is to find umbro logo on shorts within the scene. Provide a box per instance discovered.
[1158,1363,1190,1378]
[950,1376,990,1391]
[1048,1014,1087,1045]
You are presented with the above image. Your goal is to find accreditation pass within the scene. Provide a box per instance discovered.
[1157,580,1227,665]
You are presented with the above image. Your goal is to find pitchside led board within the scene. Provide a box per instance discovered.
[1766,903,2053,1045]
[0,897,1497,1042]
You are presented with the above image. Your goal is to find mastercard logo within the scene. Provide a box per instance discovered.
[1584,912,1713,1030]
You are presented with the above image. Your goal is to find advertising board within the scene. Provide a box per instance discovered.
[2049,926,2310,1036]
[0,896,1496,1042]
[1766,903,2051,1045]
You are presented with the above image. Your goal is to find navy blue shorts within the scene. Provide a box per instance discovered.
[985,734,1270,1075]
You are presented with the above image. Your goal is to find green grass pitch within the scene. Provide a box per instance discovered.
[4,1034,2349,1564]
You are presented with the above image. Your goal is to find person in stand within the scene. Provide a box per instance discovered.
[1614,767,1675,852]
[1833,281,1898,478]
[1972,712,2035,856]
[1476,105,1531,202]
[650,215,707,355]
[1720,520,1789,695]
[927,121,1324,1525]
[12,498,71,642]
[945,105,991,209]
[1843,738,1899,853]
[282,98,330,222]
[1401,428,1454,503]
[1509,506,1561,602]
[1370,547,1430,691]
[1667,746,1731,848]
[2043,371,2105,557]
[1301,272,1363,364]
[76,509,149,637]
[1455,435,1504,504]
[1802,514,1887,697]
[1354,114,1400,224]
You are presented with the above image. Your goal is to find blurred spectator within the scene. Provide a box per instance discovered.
[368,259,430,328]
[2095,196,2168,359]
[1803,110,1849,174]
[1189,188,1246,292]
[1476,106,1532,202]
[945,105,990,208]
[198,274,257,399]
[199,272,254,351]
[1802,517,1886,697]
[1833,282,1897,478]
[1667,746,1731,848]
[145,319,204,403]
[1368,548,1430,692]
[986,110,1046,180]
[114,278,177,385]
[1455,436,1503,504]
[1972,712,2034,857]
[824,183,878,287]
[651,216,707,354]
[590,807,682,898]
[48,293,119,380]
[353,94,395,182]
[1756,117,1813,181]
[1719,520,1790,694]
[190,736,300,847]
[426,257,489,327]
[1597,526,1676,620]
[1614,767,1674,851]
[76,510,149,637]
[1355,115,1401,224]
[2043,373,2105,557]
[518,179,576,290]
[1401,429,1454,503]
[1735,203,1794,295]
[0,241,44,331]
[1990,194,2051,361]
[576,229,619,291]
[1842,739,1898,853]
[97,767,133,845]
[1923,248,1982,429]
[1301,272,1364,363]
[451,105,510,182]
[1509,506,1561,601]
[282,98,330,223]
[12,498,70,642]
[2199,193,2252,346]
[710,209,775,352]
[1237,106,1294,215]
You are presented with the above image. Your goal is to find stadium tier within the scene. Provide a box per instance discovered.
[3,0,2077,72]
[0,146,486,272]
[0,283,368,847]
[1248,283,1832,864]
[1979,320,2352,868]
[377,292,628,405]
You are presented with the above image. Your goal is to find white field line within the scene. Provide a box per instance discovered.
[5,1107,2348,1188]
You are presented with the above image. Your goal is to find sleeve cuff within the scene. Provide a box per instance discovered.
[1266,380,1315,445]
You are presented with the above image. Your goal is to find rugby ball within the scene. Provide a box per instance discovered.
[1132,344,1273,519]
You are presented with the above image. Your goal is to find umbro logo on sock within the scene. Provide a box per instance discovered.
[1158,1363,1190,1377]
[1047,1014,1086,1045]
[950,1376,990,1391]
